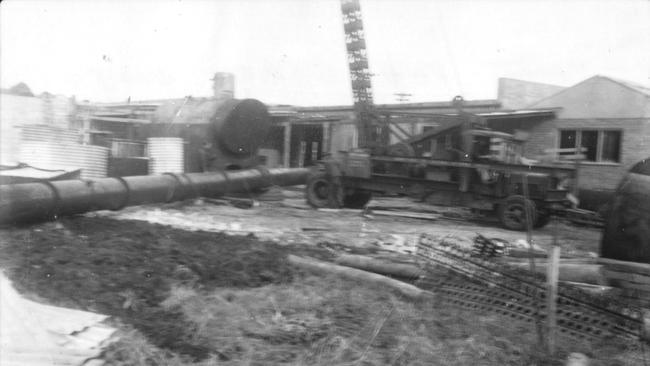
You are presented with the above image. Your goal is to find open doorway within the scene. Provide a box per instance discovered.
[290,124,323,167]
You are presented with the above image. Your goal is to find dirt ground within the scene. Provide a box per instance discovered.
[94,189,602,258]
[0,189,641,365]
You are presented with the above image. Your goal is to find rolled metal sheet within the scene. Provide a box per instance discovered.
[0,167,310,225]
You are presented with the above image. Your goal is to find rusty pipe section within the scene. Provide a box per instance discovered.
[0,167,310,225]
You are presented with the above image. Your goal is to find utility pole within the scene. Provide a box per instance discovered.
[394,93,412,102]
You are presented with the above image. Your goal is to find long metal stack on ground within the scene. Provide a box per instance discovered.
[0,167,310,225]
[415,234,644,341]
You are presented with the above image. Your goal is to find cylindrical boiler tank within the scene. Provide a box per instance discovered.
[208,98,270,157]
[139,98,271,173]
[601,158,650,263]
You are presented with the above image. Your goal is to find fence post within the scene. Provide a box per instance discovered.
[547,223,561,354]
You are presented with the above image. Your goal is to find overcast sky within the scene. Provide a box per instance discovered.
[1,0,648,105]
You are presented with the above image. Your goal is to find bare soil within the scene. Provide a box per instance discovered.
[0,196,643,365]
[0,217,325,361]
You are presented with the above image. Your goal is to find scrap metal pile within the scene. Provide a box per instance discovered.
[415,234,644,342]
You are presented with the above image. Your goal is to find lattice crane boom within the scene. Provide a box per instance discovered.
[340,0,386,149]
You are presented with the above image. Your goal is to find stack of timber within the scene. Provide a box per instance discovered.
[565,208,604,228]
[600,258,650,307]
[500,257,607,286]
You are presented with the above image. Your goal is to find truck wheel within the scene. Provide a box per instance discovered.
[498,195,537,231]
[306,172,333,208]
[343,190,372,209]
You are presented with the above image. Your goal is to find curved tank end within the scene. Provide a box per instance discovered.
[210,98,271,157]
[601,158,650,263]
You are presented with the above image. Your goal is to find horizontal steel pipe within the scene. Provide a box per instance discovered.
[0,167,310,225]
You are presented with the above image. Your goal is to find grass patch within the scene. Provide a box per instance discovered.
[1,217,646,365]
[131,274,647,365]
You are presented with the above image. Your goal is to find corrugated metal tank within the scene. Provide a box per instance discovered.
[147,137,184,174]
[19,142,108,179]
[20,124,80,145]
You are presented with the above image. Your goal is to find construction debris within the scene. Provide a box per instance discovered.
[565,208,604,228]
[503,262,608,286]
[334,253,422,279]
[565,352,590,366]
[416,233,644,341]
[471,234,509,258]
[287,254,426,299]
[369,209,439,221]
[600,257,650,306]
[0,272,116,366]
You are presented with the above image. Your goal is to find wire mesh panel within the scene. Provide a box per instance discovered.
[415,234,644,341]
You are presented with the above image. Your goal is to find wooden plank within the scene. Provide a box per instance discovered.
[560,281,615,295]
[301,227,332,232]
[287,255,427,299]
[335,253,422,278]
[501,257,598,265]
[317,208,364,214]
[558,154,586,161]
[370,209,439,221]
[613,280,650,293]
[368,205,440,215]
[506,248,548,259]
[603,269,650,286]
[544,147,587,154]
[370,155,576,173]
[599,258,650,276]
[619,288,650,301]
[505,262,606,285]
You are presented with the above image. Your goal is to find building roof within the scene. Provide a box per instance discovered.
[529,75,650,108]
[476,109,559,119]
[498,77,566,110]
[528,75,650,118]
[296,99,500,113]
[603,76,650,98]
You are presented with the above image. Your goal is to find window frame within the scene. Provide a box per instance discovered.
[556,128,623,164]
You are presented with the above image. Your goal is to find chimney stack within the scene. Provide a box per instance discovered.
[211,72,235,100]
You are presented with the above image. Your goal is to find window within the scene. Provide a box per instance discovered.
[558,129,622,163]
[580,130,598,161]
[601,131,621,163]
[559,130,576,150]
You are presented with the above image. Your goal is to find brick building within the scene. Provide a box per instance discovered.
[519,75,650,192]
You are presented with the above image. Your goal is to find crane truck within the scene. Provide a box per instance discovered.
[304,0,577,231]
